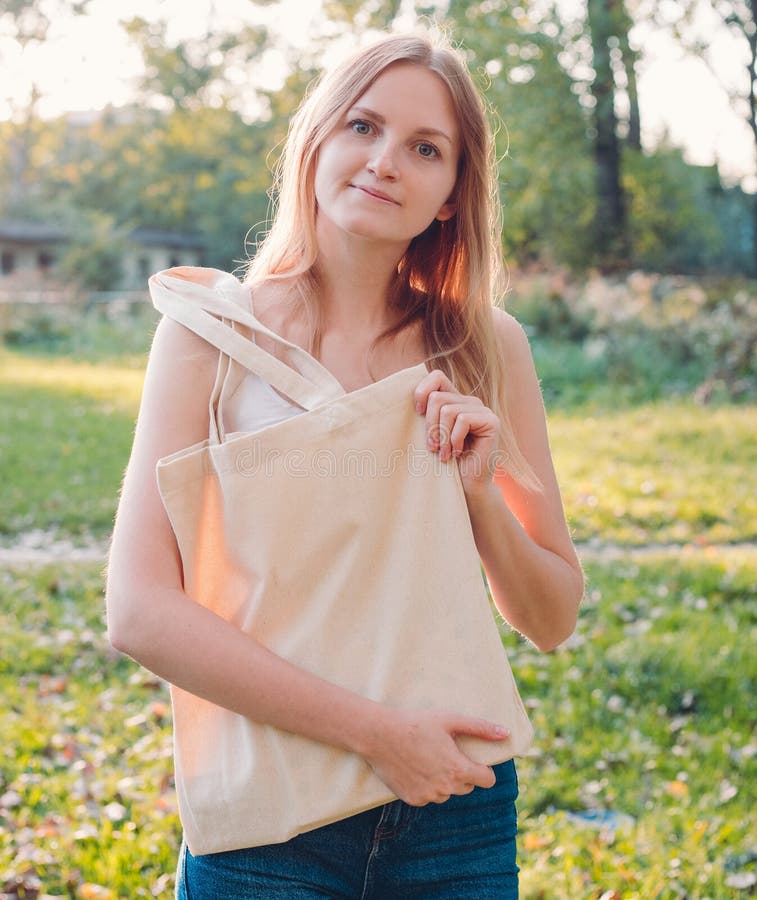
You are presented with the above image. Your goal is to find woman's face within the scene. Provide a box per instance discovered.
[313,62,460,251]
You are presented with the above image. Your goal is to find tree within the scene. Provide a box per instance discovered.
[122,16,269,113]
[703,1,756,271]
[0,0,91,212]
[586,0,630,264]
[636,0,757,273]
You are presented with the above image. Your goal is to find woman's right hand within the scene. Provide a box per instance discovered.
[362,707,509,805]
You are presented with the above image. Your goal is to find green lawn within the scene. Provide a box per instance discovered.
[508,549,756,898]
[0,351,143,539]
[0,565,180,898]
[549,403,757,546]
[2,348,756,547]
[0,554,754,897]
[1,332,755,897]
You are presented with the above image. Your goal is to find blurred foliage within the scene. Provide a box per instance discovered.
[506,269,757,404]
[0,0,754,283]
[623,150,725,272]
[56,211,129,292]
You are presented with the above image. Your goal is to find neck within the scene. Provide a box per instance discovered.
[314,220,408,335]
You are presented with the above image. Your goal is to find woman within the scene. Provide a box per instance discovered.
[106,32,583,898]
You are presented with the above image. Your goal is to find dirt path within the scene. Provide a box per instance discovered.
[574,540,757,561]
[0,530,754,566]
[0,530,110,565]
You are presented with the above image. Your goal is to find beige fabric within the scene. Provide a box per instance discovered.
[149,267,533,856]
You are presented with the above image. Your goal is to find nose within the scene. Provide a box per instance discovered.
[367,139,399,180]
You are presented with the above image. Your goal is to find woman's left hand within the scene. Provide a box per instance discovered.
[414,369,501,499]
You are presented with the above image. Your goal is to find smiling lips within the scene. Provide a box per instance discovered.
[351,184,400,205]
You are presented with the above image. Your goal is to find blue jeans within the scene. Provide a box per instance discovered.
[176,759,519,899]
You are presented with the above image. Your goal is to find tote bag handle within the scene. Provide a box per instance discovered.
[149,268,346,413]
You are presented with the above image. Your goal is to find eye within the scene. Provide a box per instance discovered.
[349,119,373,136]
[416,141,440,159]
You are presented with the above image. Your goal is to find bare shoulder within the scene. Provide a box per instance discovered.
[491,306,531,355]
[150,313,219,376]
[490,306,540,397]
[140,315,219,458]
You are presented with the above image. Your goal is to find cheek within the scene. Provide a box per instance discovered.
[313,143,347,197]
[313,157,332,205]
[421,174,457,213]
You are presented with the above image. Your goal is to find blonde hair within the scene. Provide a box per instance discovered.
[245,33,537,488]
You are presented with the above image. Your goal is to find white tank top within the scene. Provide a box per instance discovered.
[225,369,302,433]
[224,301,305,433]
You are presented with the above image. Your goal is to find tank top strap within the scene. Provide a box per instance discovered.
[149,268,346,418]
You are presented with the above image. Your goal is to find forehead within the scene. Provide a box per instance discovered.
[350,62,459,143]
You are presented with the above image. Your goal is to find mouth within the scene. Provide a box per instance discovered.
[351,184,400,205]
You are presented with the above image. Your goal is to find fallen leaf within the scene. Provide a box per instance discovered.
[103,801,128,822]
[150,701,168,722]
[150,874,173,897]
[523,832,551,850]
[124,713,148,728]
[665,780,689,799]
[1,869,42,899]
[0,790,23,809]
[719,779,738,803]
[725,872,757,890]
[79,884,115,899]
[38,675,67,696]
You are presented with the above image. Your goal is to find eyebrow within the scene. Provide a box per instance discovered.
[348,106,455,146]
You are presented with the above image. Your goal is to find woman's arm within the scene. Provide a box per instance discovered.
[106,314,507,806]
[414,309,583,651]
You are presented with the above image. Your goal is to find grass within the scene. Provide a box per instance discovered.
[0,351,143,539]
[1,347,756,547]
[0,565,180,898]
[1,296,755,897]
[0,553,753,897]
[548,402,757,546]
[507,549,757,898]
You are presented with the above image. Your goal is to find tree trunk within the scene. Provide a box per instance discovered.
[746,0,757,273]
[617,13,641,150]
[587,0,629,266]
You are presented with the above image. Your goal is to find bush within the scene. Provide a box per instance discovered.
[506,270,757,403]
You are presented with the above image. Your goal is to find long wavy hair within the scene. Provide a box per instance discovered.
[245,33,537,488]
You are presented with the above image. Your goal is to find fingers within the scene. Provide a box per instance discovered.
[404,762,493,806]
[438,760,495,796]
[446,714,509,791]
[415,371,498,465]
[449,714,510,743]
[414,369,456,413]
[366,707,507,808]
[428,399,483,460]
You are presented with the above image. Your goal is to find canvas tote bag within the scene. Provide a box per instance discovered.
[149,267,533,856]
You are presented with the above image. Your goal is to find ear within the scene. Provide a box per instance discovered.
[435,198,457,222]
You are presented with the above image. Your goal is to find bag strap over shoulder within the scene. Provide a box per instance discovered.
[149,268,345,412]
